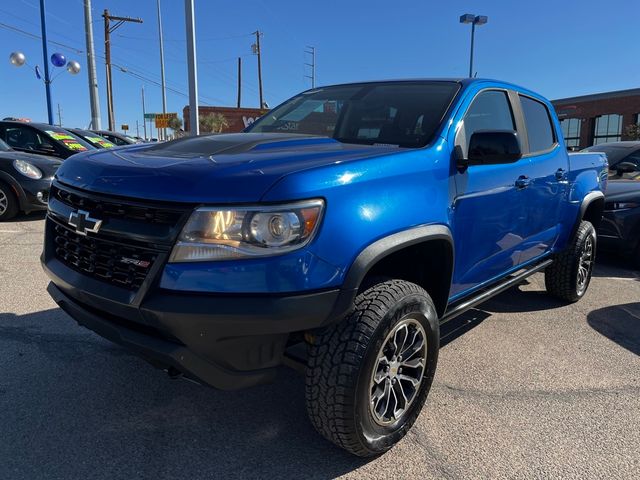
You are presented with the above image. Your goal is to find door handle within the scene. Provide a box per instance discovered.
[555,168,567,180]
[515,175,530,189]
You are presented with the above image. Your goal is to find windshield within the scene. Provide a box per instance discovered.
[0,138,10,151]
[75,130,116,149]
[247,81,460,148]
[44,128,94,152]
[581,144,639,167]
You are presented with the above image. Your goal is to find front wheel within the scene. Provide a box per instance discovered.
[305,279,439,457]
[545,220,596,302]
[0,182,19,221]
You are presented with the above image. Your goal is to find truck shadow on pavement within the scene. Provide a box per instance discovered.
[4,211,46,223]
[0,308,372,479]
[587,303,640,356]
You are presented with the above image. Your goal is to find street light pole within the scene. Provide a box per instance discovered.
[39,0,53,124]
[83,0,101,129]
[157,0,167,140]
[459,14,488,78]
[185,0,199,135]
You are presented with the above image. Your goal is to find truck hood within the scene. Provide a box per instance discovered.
[55,133,400,203]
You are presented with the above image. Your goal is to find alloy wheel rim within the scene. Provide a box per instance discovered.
[0,189,7,216]
[577,235,594,293]
[369,318,427,426]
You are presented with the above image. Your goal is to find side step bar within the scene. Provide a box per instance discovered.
[440,258,553,324]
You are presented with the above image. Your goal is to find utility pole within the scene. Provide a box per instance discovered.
[237,57,242,108]
[102,10,143,131]
[57,103,62,126]
[304,45,316,88]
[136,119,139,138]
[83,0,101,129]
[141,86,147,140]
[185,0,199,135]
[39,0,53,124]
[156,0,167,140]
[253,30,264,109]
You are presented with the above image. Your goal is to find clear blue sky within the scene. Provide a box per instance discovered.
[0,0,638,134]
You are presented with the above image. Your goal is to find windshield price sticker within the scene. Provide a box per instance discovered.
[46,130,88,151]
[86,136,115,148]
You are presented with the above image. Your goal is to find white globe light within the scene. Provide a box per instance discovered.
[66,60,81,74]
[9,51,26,67]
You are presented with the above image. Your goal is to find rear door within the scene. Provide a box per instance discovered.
[516,94,568,263]
[450,89,529,297]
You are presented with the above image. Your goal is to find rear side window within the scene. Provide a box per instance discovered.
[520,95,555,153]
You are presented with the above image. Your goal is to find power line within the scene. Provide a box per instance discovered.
[0,21,223,107]
[0,22,83,53]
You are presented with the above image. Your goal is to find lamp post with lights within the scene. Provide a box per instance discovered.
[459,13,488,78]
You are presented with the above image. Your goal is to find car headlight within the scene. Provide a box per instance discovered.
[169,199,324,262]
[13,159,43,179]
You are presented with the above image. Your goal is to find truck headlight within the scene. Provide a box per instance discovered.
[169,199,324,262]
[13,159,43,179]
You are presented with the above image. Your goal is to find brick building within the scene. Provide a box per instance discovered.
[551,88,640,149]
[182,106,267,133]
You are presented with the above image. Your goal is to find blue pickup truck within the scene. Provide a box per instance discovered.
[42,79,607,456]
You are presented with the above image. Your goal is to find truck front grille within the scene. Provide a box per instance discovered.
[51,184,184,226]
[53,222,158,291]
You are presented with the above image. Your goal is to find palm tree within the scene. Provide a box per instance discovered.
[199,113,229,133]
[167,116,184,138]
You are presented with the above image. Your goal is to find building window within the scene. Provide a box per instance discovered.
[560,118,581,148]
[593,114,622,145]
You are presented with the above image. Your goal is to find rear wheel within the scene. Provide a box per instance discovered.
[305,279,439,457]
[0,182,18,221]
[545,220,596,302]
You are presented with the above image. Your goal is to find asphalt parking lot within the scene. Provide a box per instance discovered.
[1,212,639,479]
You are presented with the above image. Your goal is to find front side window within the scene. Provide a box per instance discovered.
[593,114,622,145]
[560,118,581,148]
[457,90,515,157]
[248,81,460,148]
[4,126,52,151]
[520,95,555,153]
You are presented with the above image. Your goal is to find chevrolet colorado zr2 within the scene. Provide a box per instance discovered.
[42,79,608,456]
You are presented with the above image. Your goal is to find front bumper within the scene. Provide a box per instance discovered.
[44,253,349,390]
[8,176,52,213]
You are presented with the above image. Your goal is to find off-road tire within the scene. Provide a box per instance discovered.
[305,279,439,457]
[545,220,596,302]
[0,181,19,221]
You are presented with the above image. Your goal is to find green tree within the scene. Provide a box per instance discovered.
[199,112,229,133]
[168,116,184,138]
[624,123,640,141]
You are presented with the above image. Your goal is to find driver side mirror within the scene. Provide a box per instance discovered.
[458,130,522,168]
[615,161,637,176]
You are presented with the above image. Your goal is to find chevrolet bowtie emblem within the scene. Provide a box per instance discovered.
[68,210,102,236]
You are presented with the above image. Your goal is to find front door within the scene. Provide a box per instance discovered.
[450,89,529,298]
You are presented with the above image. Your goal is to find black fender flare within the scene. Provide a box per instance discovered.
[570,190,605,240]
[324,224,455,324]
[0,171,27,210]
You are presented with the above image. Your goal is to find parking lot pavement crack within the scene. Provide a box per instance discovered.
[405,428,460,479]
[437,383,640,401]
